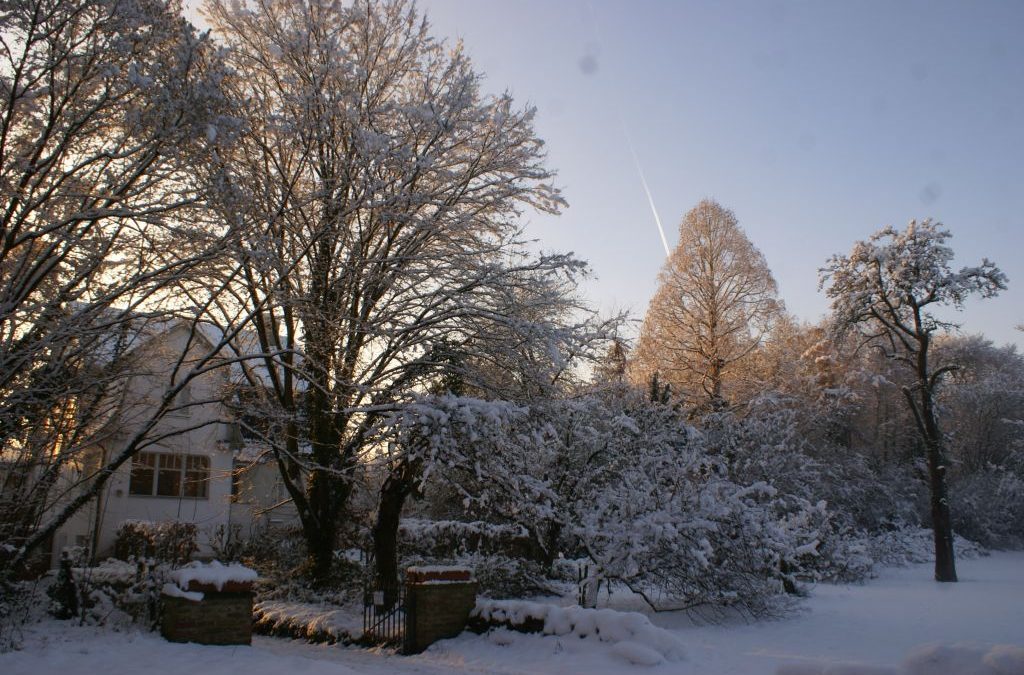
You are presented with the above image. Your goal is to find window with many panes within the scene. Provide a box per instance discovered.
[129,452,209,498]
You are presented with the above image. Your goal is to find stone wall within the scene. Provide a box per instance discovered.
[161,591,253,645]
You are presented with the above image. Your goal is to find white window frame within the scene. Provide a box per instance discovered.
[128,451,210,499]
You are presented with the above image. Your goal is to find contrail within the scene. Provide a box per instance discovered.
[622,125,670,257]
[586,1,671,258]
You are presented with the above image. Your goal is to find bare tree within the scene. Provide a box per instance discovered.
[820,219,1007,582]
[633,199,781,409]
[200,0,603,585]
[0,0,234,575]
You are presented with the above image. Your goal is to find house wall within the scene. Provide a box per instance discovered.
[228,459,300,539]
[53,324,238,565]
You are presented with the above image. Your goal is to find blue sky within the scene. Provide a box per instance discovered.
[421,0,1024,347]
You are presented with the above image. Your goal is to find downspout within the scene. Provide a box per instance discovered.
[90,444,108,564]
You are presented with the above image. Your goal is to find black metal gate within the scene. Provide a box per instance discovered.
[362,577,407,647]
[361,551,409,650]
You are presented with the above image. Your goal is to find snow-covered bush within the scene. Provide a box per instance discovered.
[208,523,247,563]
[522,387,834,614]
[69,558,171,628]
[46,550,81,620]
[950,461,1024,549]
[398,519,535,560]
[114,521,197,565]
[253,600,362,644]
[705,404,937,585]
[238,527,361,604]
[470,599,686,664]
[865,526,984,568]
[420,552,559,599]
[0,578,37,652]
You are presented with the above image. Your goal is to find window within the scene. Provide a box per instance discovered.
[129,452,209,499]
[184,456,208,498]
[128,453,156,495]
[229,468,243,503]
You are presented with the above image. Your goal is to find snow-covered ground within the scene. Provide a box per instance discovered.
[3,551,1022,675]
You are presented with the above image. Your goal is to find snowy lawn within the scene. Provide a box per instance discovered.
[3,551,1022,675]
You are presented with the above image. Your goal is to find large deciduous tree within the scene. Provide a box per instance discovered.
[633,199,781,409]
[0,0,233,575]
[820,219,1007,582]
[201,0,602,585]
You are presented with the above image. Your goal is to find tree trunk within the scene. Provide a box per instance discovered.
[301,348,348,586]
[372,462,417,597]
[302,461,356,587]
[541,522,562,570]
[921,391,958,582]
[304,501,337,585]
[904,327,957,583]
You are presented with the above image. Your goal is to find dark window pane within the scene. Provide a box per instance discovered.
[129,453,156,495]
[230,467,241,502]
[156,454,182,497]
[183,455,209,499]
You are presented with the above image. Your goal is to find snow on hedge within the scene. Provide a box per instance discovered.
[471,599,685,665]
[168,560,257,591]
[253,601,362,644]
[71,558,139,585]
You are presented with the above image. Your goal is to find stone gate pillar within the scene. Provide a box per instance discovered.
[403,566,477,654]
[161,561,257,645]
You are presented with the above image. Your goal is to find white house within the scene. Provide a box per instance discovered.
[51,319,297,567]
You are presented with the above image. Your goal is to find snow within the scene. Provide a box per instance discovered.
[406,565,473,574]
[254,601,362,643]
[611,640,668,666]
[774,643,1024,675]
[168,560,257,591]
[72,558,138,585]
[472,599,686,662]
[2,552,1022,675]
[903,643,1024,675]
[160,583,203,602]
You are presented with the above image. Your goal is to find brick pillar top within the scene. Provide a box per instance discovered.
[169,560,258,594]
[405,565,473,584]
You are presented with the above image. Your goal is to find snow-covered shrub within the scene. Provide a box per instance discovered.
[469,599,686,664]
[253,600,362,644]
[451,554,554,599]
[864,526,984,568]
[114,521,197,565]
[240,526,307,579]
[398,519,534,559]
[208,523,247,563]
[239,527,360,604]
[70,557,171,628]
[0,577,37,652]
[46,550,80,620]
[531,388,825,614]
[950,461,1024,549]
[701,406,851,585]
